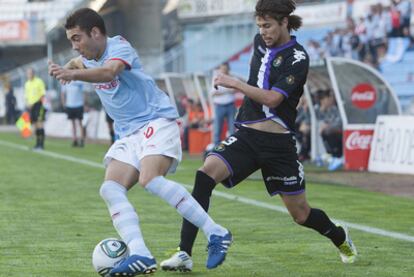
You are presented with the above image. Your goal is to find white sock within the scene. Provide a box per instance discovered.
[100,180,152,257]
[145,176,227,239]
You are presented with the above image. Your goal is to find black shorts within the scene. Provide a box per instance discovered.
[66,106,83,120]
[30,101,46,123]
[208,126,306,196]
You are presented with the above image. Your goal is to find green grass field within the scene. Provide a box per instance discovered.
[1,132,413,277]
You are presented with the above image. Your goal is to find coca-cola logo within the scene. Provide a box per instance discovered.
[351,83,377,109]
[345,131,373,150]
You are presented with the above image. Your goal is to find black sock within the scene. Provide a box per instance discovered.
[179,170,216,256]
[35,129,41,147]
[38,128,45,147]
[302,208,345,247]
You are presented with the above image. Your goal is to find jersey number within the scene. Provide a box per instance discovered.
[222,136,237,146]
[144,126,154,139]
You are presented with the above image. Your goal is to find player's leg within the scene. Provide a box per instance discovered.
[78,107,85,147]
[162,129,259,270]
[258,130,357,263]
[71,119,78,146]
[179,156,228,255]
[30,102,44,149]
[160,155,228,271]
[281,193,357,263]
[140,154,231,269]
[103,159,157,276]
[36,103,46,149]
[101,159,153,256]
[99,135,158,276]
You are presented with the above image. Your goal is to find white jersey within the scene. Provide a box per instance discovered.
[82,36,178,138]
[63,81,84,108]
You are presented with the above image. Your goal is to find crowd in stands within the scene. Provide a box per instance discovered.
[306,0,412,68]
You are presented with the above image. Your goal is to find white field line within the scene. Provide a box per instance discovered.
[1,139,414,243]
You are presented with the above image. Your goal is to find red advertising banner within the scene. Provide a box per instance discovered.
[0,20,29,41]
[344,128,374,171]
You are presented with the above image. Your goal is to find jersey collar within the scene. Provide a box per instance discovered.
[268,36,297,52]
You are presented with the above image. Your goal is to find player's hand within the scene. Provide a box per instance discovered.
[48,60,61,77]
[48,60,74,84]
[214,73,238,90]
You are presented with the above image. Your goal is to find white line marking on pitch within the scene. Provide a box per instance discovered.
[1,139,413,243]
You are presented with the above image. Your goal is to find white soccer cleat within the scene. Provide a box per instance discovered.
[160,249,193,272]
[337,225,357,263]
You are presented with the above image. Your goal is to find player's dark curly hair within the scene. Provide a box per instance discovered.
[255,0,302,32]
[65,8,106,36]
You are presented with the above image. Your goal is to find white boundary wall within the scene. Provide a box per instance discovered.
[369,115,414,175]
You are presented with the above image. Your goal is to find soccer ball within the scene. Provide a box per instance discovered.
[92,238,129,277]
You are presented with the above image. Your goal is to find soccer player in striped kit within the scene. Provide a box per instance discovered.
[161,0,357,271]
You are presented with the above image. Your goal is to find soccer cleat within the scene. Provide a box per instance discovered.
[337,225,357,263]
[109,255,157,276]
[160,248,193,272]
[206,231,233,269]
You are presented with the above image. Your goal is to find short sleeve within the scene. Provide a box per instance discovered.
[270,50,309,98]
[107,36,136,70]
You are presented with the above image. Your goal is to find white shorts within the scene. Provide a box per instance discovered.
[104,118,182,174]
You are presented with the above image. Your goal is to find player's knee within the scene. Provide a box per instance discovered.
[99,181,112,200]
[138,175,156,187]
[293,213,309,225]
[99,180,125,200]
[199,160,229,183]
[287,205,311,225]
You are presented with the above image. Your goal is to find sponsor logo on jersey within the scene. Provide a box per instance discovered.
[214,143,226,152]
[292,48,306,65]
[273,56,283,67]
[351,83,377,109]
[286,75,295,85]
[94,79,120,90]
[345,131,373,150]
[266,175,298,185]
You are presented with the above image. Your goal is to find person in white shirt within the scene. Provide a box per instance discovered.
[211,63,236,145]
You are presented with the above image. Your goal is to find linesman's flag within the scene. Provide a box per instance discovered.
[16,112,32,138]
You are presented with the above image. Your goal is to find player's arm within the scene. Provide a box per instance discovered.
[63,56,85,70]
[214,74,284,108]
[215,54,308,108]
[70,60,125,83]
[50,60,125,83]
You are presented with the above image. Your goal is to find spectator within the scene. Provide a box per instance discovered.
[61,80,86,147]
[370,4,388,65]
[396,0,412,37]
[355,17,368,61]
[24,67,46,150]
[390,1,403,37]
[188,100,208,129]
[346,0,354,19]
[307,39,323,60]
[315,90,343,171]
[211,62,236,146]
[4,78,18,124]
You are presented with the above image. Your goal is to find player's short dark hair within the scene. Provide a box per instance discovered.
[65,8,106,36]
[255,0,302,32]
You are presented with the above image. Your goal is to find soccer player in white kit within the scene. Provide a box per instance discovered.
[48,8,232,276]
